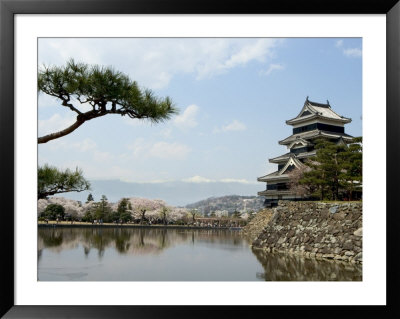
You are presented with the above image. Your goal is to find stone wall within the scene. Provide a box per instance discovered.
[252,201,362,263]
[241,208,274,241]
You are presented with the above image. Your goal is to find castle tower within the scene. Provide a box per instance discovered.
[257,97,353,207]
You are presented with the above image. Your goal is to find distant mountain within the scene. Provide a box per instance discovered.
[185,195,265,215]
[57,179,263,207]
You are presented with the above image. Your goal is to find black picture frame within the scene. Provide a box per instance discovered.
[1,0,399,318]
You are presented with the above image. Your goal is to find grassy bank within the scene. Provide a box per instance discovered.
[37,221,242,230]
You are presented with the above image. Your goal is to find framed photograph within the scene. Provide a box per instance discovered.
[1,0,399,318]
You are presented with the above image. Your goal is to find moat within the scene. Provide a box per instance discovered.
[38,227,362,281]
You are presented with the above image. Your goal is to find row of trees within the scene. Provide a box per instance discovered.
[38,195,210,225]
[288,137,362,201]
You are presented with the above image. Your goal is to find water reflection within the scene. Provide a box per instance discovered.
[252,248,362,281]
[38,227,245,260]
[38,227,361,281]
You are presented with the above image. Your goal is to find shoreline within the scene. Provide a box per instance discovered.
[37,222,242,230]
[251,245,362,264]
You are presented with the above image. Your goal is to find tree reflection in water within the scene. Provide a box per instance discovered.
[114,229,131,253]
[38,227,245,258]
[251,248,362,281]
[41,229,63,247]
[38,227,363,281]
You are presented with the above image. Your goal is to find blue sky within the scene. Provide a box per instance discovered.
[38,38,362,188]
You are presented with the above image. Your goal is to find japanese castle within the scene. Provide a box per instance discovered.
[257,97,353,207]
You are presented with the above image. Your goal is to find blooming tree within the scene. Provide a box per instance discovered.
[129,197,166,224]
[159,206,171,225]
[169,207,190,224]
[287,165,313,198]
[37,197,85,219]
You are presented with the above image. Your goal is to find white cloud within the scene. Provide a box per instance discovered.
[38,113,76,136]
[263,63,285,76]
[335,40,344,47]
[38,93,61,109]
[46,137,97,152]
[173,104,199,128]
[122,116,152,127]
[129,138,147,158]
[195,39,280,79]
[149,142,190,160]
[39,38,102,66]
[182,176,214,183]
[39,38,282,89]
[222,40,275,69]
[213,120,246,133]
[334,40,362,58]
[182,176,257,184]
[72,138,97,152]
[343,48,362,58]
[160,128,172,138]
[220,178,258,184]
[129,138,191,160]
[46,138,114,164]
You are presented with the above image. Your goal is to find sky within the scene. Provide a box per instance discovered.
[38,37,362,196]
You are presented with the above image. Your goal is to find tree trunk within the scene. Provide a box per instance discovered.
[140,211,146,224]
[38,118,85,143]
[38,111,109,143]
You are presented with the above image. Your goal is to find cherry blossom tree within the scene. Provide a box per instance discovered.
[159,206,171,225]
[169,207,190,224]
[37,197,85,219]
[129,198,166,224]
[287,165,313,198]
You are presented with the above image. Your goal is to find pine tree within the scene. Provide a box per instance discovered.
[93,195,111,222]
[339,137,362,200]
[299,137,362,200]
[38,164,90,199]
[86,193,94,203]
[38,59,178,143]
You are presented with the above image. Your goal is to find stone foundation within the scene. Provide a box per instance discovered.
[241,208,274,241]
[252,201,362,263]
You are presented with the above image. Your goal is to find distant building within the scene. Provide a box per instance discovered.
[257,97,353,207]
[215,210,229,217]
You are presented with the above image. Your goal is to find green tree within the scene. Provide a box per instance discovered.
[339,137,362,200]
[82,211,93,223]
[160,206,171,225]
[38,59,178,143]
[117,198,130,214]
[300,138,362,200]
[232,211,241,219]
[86,193,94,203]
[93,195,112,222]
[300,139,345,200]
[119,211,132,223]
[38,164,90,199]
[116,198,132,223]
[40,203,65,220]
[189,209,199,223]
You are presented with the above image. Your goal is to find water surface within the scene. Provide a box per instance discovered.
[38,227,361,281]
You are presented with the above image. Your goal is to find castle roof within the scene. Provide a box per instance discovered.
[269,150,317,163]
[278,129,353,145]
[286,97,351,125]
[258,156,305,182]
